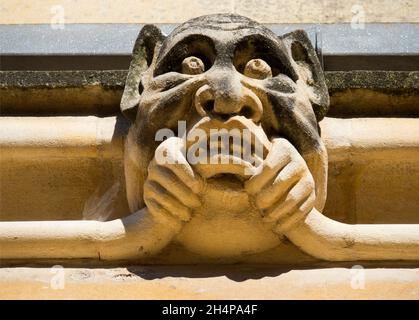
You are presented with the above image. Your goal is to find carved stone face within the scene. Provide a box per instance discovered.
[121,14,329,256]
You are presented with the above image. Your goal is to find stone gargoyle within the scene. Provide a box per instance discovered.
[1,14,418,262]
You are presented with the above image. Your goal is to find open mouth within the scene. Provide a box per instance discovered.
[185,115,272,179]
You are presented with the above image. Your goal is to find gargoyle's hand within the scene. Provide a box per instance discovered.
[245,138,315,233]
[144,137,203,228]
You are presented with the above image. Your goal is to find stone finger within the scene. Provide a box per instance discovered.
[144,180,192,222]
[254,161,305,209]
[262,176,313,223]
[148,164,202,208]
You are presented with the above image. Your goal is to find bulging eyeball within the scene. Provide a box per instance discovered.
[244,58,272,79]
[181,56,205,75]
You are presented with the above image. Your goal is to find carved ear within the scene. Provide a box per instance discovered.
[281,30,329,121]
[121,25,166,122]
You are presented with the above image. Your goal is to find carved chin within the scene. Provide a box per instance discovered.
[176,176,280,257]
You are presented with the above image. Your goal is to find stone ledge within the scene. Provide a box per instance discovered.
[2,116,418,163]
[2,70,418,90]
[1,266,418,299]
[1,70,417,117]
[0,70,127,89]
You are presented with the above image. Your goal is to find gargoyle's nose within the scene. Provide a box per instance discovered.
[194,72,262,122]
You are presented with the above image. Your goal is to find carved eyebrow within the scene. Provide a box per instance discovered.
[235,32,280,48]
[154,34,216,76]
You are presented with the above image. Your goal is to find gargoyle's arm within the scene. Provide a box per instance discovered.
[0,208,181,260]
[283,208,419,261]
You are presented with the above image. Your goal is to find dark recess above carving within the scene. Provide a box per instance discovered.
[1,23,418,71]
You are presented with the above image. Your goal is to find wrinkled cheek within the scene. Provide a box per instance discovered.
[145,94,197,132]
[265,90,328,210]
[264,91,295,133]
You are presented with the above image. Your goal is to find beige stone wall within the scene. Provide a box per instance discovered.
[1,0,418,24]
[2,116,418,226]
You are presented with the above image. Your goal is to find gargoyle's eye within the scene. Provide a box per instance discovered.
[233,36,294,80]
[243,59,272,80]
[181,56,205,75]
